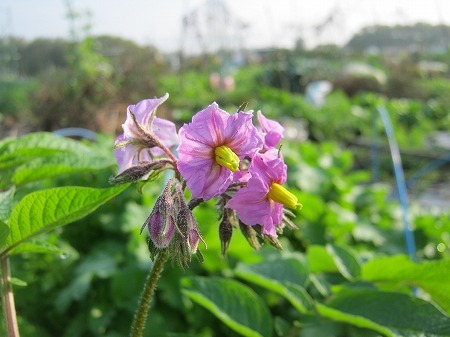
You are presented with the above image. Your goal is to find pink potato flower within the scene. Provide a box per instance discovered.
[226,149,301,236]
[257,111,285,149]
[177,102,263,201]
[114,93,178,174]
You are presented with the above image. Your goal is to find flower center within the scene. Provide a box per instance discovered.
[267,183,302,209]
[215,145,239,172]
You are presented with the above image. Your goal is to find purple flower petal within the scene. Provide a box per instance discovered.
[226,151,287,236]
[123,93,169,139]
[225,111,263,158]
[185,103,228,145]
[249,149,287,185]
[177,103,263,201]
[114,135,153,174]
[114,94,179,175]
[257,111,284,149]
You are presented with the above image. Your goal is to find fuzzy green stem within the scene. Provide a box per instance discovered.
[130,250,169,337]
[1,255,20,337]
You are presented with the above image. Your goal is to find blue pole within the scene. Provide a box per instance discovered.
[371,111,380,182]
[377,106,416,261]
[53,127,97,141]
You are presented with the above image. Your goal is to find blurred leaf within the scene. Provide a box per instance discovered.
[111,265,145,312]
[326,244,361,280]
[0,220,9,249]
[181,276,273,337]
[0,132,93,168]
[309,274,332,297]
[56,249,118,313]
[75,249,117,278]
[55,273,93,312]
[10,277,27,287]
[307,244,360,280]
[12,152,115,185]
[0,186,15,221]
[317,289,450,337]
[236,253,309,286]
[8,240,64,256]
[3,184,129,254]
[307,245,338,273]
[235,253,312,312]
[361,255,450,314]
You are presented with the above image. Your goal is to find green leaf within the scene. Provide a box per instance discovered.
[2,184,129,254]
[0,220,10,249]
[10,277,27,287]
[307,245,338,273]
[0,132,92,160]
[236,253,309,286]
[361,255,450,314]
[12,152,115,185]
[181,276,272,337]
[306,244,361,280]
[8,240,64,256]
[317,289,450,337]
[235,253,312,312]
[326,244,361,280]
[0,187,15,221]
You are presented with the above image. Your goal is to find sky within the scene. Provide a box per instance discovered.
[1,0,450,52]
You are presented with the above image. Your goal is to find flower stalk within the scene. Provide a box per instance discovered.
[1,255,20,337]
[130,249,169,337]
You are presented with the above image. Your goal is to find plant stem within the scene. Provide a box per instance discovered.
[1,255,20,337]
[130,249,169,337]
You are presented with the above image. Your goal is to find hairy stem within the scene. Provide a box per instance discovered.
[1,255,20,337]
[130,250,169,337]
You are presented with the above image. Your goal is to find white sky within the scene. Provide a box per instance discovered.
[1,0,449,52]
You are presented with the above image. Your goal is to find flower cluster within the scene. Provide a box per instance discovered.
[113,94,302,264]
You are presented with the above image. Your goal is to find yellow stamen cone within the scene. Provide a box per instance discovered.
[267,183,302,209]
[215,145,239,172]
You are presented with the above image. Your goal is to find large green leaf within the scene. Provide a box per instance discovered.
[12,152,115,185]
[0,132,92,157]
[2,184,128,254]
[0,132,93,171]
[326,244,361,280]
[307,244,361,280]
[235,253,312,313]
[181,276,272,337]
[307,245,339,273]
[8,240,64,256]
[0,186,15,221]
[0,220,9,249]
[361,255,450,314]
[317,289,450,337]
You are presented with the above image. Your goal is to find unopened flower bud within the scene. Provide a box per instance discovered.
[251,225,283,250]
[239,220,261,251]
[143,180,177,252]
[177,207,201,256]
[110,159,172,184]
[145,193,176,248]
[219,209,235,256]
[167,181,206,267]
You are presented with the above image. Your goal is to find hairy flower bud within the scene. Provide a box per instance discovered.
[219,208,235,256]
[149,179,206,267]
[110,159,172,184]
[145,187,176,249]
[239,220,261,251]
[177,208,200,255]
